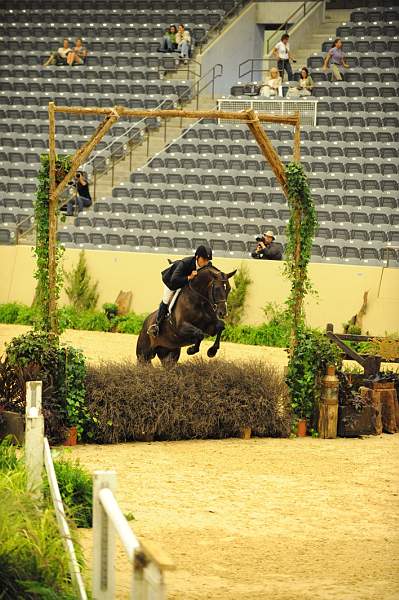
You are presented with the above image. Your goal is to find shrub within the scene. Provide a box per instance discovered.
[103,303,118,320]
[0,303,24,324]
[0,440,81,599]
[226,265,252,326]
[75,310,110,332]
[1,331,90,443]
[64,249,99,311]
[85,359,291,443]
[114,313,147,334]
[47,452,93,528]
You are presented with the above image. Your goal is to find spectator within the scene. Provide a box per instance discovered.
[175,24,191,63]
[322,38,349,81]
[67,38,88,66]
[66,171,92,216]
[251,231,282,261]
[272,33,296,82]
[159,25,178,53]
[260,67,282,97]
[286,67,314,98]
[43,38,71,66]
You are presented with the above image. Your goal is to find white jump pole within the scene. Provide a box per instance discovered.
[93,470,117,600]
[25,381,44,498]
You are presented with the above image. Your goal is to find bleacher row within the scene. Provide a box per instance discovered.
[0,1,398,266]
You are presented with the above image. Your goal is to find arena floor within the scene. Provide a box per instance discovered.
[1,325,398,599]
[74,435,399,600]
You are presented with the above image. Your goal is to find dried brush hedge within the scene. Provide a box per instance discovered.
[85,359,291,443]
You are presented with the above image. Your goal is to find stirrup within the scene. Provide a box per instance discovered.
[147,323,160,337]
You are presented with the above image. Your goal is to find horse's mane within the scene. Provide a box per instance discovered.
[197,264,222,278]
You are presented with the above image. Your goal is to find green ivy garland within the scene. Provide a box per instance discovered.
[283,162,318,336]
[34,154,71,332]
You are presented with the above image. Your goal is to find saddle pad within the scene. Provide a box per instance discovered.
[168,288,181,315]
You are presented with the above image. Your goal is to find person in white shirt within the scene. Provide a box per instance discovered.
[175,23,191,63]
[44,38,71,66]
[272,33,296,82]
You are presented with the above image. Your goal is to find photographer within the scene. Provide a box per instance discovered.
[251,231,282,261]
[66,171,92,216]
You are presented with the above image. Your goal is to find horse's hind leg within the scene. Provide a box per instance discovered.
[157,347,181,366]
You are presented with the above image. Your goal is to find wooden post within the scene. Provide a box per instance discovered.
[48,101,58,334]
[318,366,339,438]
[25,381,44,498]
[93,470,117,600]
[244,109,288,196]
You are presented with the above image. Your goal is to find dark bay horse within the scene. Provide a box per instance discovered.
[136,265,236,365]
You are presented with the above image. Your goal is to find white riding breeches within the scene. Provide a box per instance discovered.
[162,285,174,304]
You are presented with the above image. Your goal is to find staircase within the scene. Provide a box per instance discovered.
[294,8,352,68]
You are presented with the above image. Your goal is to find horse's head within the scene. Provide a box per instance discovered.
[194,266,237,319]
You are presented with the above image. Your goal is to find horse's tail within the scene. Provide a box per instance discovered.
[136,314,156,363]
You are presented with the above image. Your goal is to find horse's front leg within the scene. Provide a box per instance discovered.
[179,322,205,355]
[207,320,225,358]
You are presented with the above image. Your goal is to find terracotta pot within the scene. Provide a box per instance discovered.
[64,426,78,446]
[297,419,307,437]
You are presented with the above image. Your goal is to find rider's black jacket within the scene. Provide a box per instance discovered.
[162,256,198,291]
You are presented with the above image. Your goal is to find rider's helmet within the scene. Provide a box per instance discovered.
[195,245,212,261]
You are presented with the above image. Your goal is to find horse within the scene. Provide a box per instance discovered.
[136,265,236,365]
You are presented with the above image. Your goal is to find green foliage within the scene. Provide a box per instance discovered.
[34,153,72,333]
[286,327,342,420]
[103,303,118,320]
[4,331,91,442]
[225,264,252,326]
[283,162,318,335]
[64,250,99,311]
[0,303,23,324]
[114,312,147,334]
[47,452,93,528]
[0,440,81,599]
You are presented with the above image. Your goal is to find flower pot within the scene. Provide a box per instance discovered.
[297,419,307,437]
[240,426,252,440]
[63,426,78,446]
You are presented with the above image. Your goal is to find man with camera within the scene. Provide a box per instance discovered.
[251,231,282,261]
[66,171,92,216]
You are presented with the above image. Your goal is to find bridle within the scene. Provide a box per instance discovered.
[188,272,229,314]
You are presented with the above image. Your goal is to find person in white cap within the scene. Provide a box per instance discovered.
[251,231,282,260]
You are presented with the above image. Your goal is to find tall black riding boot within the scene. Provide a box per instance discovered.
[147,301,169,337]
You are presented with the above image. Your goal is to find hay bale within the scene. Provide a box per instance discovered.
[85,359,291,443]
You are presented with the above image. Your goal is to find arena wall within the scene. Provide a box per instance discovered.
[1,246,398,335]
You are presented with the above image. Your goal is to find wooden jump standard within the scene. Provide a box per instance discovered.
[47,102,301,333]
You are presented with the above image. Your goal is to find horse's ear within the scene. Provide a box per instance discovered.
[225,270,237,279]
[167,258,173,264]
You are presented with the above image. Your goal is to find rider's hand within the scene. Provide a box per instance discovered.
[188,270,198,281]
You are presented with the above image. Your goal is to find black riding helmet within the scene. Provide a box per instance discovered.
[195,245,212,260]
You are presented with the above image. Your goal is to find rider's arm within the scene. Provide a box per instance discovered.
[169,261,192,288]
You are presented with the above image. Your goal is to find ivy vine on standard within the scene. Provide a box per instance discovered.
[34,153,72,332]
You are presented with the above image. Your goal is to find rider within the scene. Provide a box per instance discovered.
[147,245,213,337]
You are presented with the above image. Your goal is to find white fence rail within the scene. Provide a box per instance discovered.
[25,381,87,600]
[217,97,318,126]
[93,470,174,600]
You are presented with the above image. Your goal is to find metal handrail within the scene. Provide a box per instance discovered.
[178,63,223,110]
[238,57,279,82]
[265,1,319,54]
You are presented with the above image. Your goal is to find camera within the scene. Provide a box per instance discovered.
[255,236,264,242]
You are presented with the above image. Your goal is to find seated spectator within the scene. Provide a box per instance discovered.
[67,38,88,66]
[251,231,282,261]
[286,67,314,98]
[66,171,92,216]
[175,23,191,63]
[323,38,349,81]
[159,25,178,53]
[43,38,71,66]
[259,68,282,97]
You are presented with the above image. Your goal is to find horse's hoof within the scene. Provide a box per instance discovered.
[207,347,218,358]
[187,345,199,355]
